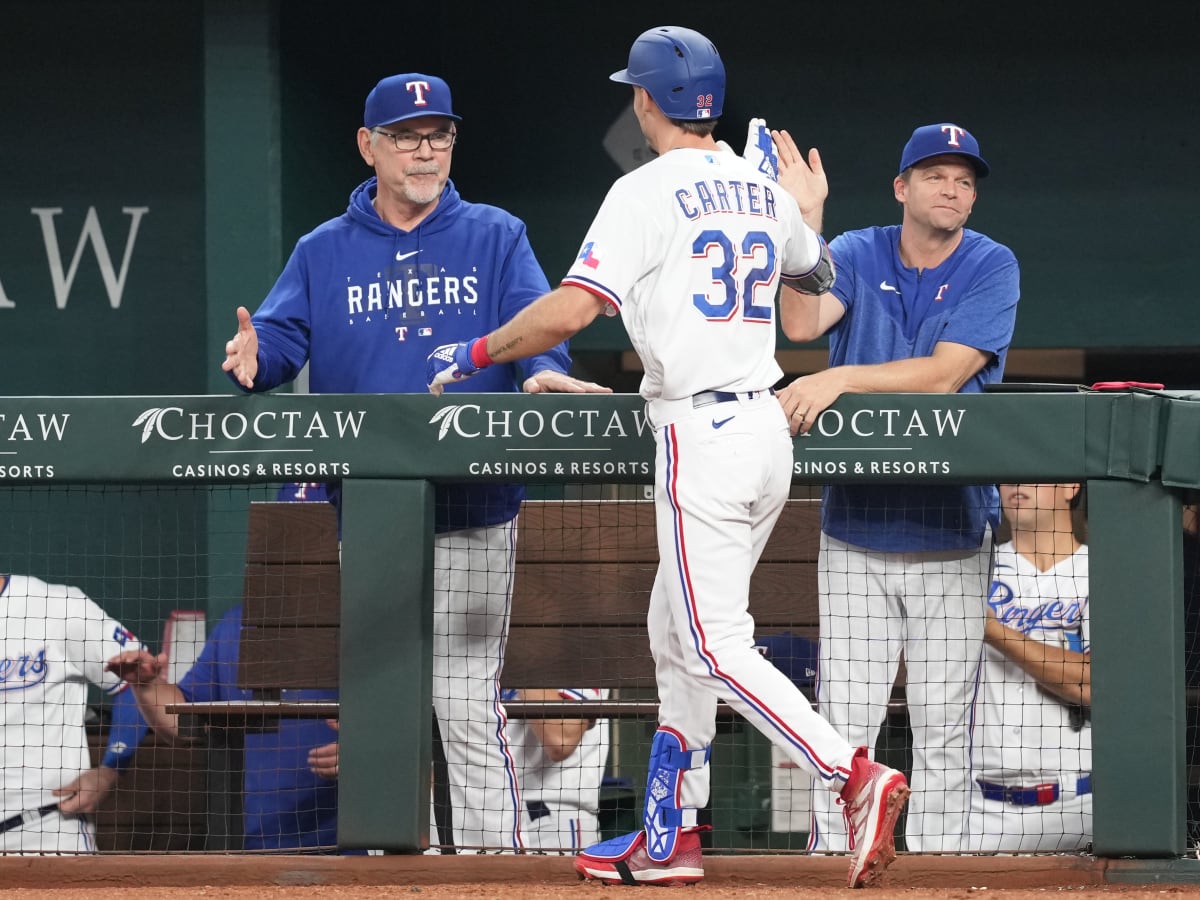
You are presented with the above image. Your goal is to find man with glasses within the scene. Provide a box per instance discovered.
[222,73,609,852]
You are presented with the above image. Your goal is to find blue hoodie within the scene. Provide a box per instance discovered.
[243,177,571,531]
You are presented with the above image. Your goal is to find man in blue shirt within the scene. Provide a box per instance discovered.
[108,606,342,851]
[771,123,1020,852]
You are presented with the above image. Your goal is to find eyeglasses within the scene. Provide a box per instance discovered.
[372,128,457,152]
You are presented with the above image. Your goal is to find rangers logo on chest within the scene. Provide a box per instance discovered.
[0,647,49,690]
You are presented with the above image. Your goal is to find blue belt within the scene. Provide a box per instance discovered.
[976,774,1092,806]
[692,389,774,409]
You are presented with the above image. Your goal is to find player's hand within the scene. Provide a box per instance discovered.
[54,766,120,815]
[426,338,488,396]
[776,370,846,436]
[308,719,339,779]
[743,117,779,181]
[105,648,168,685]
[221,306,260,389]
[523,370,613,394]
[772,129,827,232]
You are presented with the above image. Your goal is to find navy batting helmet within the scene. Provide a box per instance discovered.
[610,26,724,121]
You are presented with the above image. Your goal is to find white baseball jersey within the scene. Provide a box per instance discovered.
[506,688,610,852]
[1,574,141,851]
[557,144,859,854]
[973,542,1090,778]
[562,145,822,419]
[965,543,1091,851]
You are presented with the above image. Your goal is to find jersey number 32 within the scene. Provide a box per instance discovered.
[692,230,776,324]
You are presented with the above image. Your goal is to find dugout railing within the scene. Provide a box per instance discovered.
[1,387,1198,875]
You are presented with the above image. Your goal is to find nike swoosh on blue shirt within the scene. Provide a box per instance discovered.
[712,416,735,429]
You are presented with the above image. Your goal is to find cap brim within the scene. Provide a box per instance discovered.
[374,110,462,126]
[905,151,989,179]
[609,68,637,85]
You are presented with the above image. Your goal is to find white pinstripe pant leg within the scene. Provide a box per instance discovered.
[430,521,522,850]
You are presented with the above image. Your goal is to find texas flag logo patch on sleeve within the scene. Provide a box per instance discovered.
[577,241,601,270]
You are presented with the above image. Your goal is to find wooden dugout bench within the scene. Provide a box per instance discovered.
[89,489,826,851]
[211,498,837,722]
[164,497,907,848]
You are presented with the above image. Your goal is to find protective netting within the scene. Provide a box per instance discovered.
[0,482,1192,857]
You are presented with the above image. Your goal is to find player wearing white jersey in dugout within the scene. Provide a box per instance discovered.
[965,483,1091,852]
[427,25,909,889]
[1,574,145,853]
[502,688,610,852]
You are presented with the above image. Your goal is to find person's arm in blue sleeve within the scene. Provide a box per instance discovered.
[100,686,150,771]
[222,244,314,393]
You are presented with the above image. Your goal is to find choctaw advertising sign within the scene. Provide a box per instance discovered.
[0,390,1150,486]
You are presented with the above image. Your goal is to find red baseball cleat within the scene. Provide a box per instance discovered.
[574,829,704,886]
[842,747,910,888]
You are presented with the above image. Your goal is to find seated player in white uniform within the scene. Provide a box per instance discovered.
[1,573,144,854]
[502,688,610,852]
[966,483,1091,852]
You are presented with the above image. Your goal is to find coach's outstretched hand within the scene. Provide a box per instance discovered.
[427,338,492,396]
[222,306,260,390]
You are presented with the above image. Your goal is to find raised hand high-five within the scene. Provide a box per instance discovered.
[771,129,827,235]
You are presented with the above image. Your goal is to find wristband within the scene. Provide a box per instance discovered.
[469,336,495,369]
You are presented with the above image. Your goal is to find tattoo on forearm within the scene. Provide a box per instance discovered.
[492,336,523,359]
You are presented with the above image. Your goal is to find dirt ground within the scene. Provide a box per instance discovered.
[10,890,1200,900]
[4,853,1200,899]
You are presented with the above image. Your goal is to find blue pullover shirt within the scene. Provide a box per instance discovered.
[240,177,571,532]
[822,225,1020,551]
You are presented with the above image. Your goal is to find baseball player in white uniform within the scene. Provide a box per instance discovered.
[503,688,610,852]
[1,573,143,853]
[965,483,1091,851]
[427,25,909,888]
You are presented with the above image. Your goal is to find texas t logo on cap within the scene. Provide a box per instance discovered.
[899,122,990,178]
[940,125,967,148]
[406,80,432,106]
[364,73,462,128]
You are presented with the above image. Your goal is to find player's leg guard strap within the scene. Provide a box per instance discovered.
[644,729,710,863]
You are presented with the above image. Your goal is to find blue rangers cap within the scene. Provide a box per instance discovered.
[899,123,990,178]
[364,73,461,128]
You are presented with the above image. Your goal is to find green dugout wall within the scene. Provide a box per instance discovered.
[0,1,1197,388]
[2,388,1199,873]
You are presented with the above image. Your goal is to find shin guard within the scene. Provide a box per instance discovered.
[643,728,710,863]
